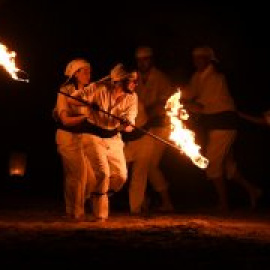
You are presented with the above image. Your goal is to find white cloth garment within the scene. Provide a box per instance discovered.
[124,67,173,213]
[55,84,95,218]
[80,84,138,219]
[186,64,237,179]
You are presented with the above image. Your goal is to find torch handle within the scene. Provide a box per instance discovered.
[58,90,179,150]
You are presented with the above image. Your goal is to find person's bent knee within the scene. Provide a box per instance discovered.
[110,173,127,192]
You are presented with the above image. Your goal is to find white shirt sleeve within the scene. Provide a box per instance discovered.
[123,93,138,125]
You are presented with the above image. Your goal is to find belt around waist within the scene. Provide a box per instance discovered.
[56,120,118,138]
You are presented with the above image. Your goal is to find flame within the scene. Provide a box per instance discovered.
[0,43,29,82]
[165,88,208,169]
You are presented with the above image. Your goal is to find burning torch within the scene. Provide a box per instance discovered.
[0,42,207,169]
[0,42,29,82]
[59,87,209,169]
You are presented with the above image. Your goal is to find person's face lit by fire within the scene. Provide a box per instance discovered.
[127,72,138,92]
[75,66,91,86]
[127,79,138,92]
[192,47,216,72]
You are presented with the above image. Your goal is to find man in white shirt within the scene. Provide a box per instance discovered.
[124,46,174,214]
[72,64,138,221]
[182,46,261,212]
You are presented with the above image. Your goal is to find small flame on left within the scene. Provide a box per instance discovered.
[0,42,29,82]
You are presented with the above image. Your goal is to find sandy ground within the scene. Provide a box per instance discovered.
[0,205,270,268]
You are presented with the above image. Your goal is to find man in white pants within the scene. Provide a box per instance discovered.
[71,64,138,221]
[182,46,262,212]
[124,46,174,214]
[55,58,95,221]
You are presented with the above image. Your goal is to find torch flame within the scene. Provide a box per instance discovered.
[0,43,29,82]
[165,88,208,169]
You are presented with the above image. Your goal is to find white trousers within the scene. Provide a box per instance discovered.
[206,129,237,179]
[82,134,127,219]
[56,130,92,218]
[124,127,169,213]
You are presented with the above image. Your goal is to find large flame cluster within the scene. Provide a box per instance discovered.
[0,42,28,82]
[165,88,208,169]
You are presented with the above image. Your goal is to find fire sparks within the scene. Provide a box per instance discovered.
[0,42,29,82]
[165,89,208,169]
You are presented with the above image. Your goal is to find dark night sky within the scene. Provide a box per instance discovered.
[0,1,269,207]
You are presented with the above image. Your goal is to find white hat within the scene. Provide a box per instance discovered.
[135,46,153,58]
[110,63,129,82]
[129,71,138,81]
[192,46,218,62]
[64,58,91,78]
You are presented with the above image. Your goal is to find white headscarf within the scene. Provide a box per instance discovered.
[65,58,91,78]
[192,46,218,62]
